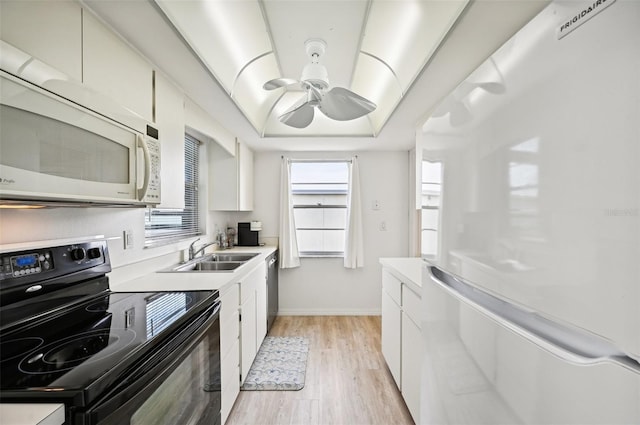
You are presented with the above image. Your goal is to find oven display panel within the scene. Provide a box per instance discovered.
[4,251,53,278]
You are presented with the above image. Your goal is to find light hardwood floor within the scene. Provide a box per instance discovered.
[226,316,414,425]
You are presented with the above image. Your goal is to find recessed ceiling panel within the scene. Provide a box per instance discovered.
[361,0,468,94]
[262,0,368,89]
[156,0,272,91]
[351,53,402,134]
[232,53,282,132]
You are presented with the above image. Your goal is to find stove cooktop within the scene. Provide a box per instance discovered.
[0,287,218,404]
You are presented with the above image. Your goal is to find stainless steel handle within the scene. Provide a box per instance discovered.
[426,265,640,373]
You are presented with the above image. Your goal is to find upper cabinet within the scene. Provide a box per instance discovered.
[0,0,82,81]
[82,12,153,122]
[155,73,186,209]
[208,138,254,211]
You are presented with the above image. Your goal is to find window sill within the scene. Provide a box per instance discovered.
[299,253,344,259]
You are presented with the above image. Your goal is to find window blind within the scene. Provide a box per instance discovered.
[144,135,202,245]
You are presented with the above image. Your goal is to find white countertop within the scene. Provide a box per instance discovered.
[109,245,277,293]
[0,404,65,425]
[379,257,424,294]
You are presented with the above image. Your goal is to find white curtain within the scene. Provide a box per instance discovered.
[279,157,300,269]
[344,156,364,268]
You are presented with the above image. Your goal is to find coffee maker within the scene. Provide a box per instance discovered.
[237,222,261,246]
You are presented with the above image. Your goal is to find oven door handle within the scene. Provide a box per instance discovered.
[84,300,221,424]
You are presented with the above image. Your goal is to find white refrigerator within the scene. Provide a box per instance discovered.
[419,0,640,423]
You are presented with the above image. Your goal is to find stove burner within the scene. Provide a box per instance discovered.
[18,329,136,374]
[85,298,110,312]
[0,337,44,363]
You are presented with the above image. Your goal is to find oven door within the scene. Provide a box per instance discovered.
[81,300,221,425]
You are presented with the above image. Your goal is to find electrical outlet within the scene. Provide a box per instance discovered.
[123,230,134,250]
[379,221,387,231]
[372,200,381,210]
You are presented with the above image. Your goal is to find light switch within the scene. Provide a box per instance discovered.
[123,230,134,249]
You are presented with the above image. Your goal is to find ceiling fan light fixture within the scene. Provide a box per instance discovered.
[265,38,376,129]
[301,62,329,89]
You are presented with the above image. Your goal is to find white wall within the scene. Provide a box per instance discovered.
[0,209,153,263]
[214,150,410,315]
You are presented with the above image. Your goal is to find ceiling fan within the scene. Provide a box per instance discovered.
[263,39,377,129]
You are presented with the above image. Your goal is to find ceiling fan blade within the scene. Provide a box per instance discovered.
[263,78,301,90]
[279,97,315,128]
[318,87,376,121]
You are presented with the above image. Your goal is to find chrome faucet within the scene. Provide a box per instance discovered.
[188,238,217,261]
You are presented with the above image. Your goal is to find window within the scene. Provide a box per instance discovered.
[145,135,202,245]
[421,160,442,258]
[290,161,349,256]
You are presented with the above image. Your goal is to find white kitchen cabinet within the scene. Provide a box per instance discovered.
[239,263,261,383]
[402,287,423,424]
[82,11,153,122]
[255,262,267,349]
[0,0,82,81]
[220,283,240,424]
[381,265,423,425]
[240,292,256,384]
[209,138,254,211]
[185,98,235,155]
[382,277,402,388]
[238,262,268,384]
[154,73,185,209]
[221,338,240,423]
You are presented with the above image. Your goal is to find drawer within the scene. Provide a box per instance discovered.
[221,310,240,361]
[402,284,422,325]
[382,269,402,305]
[221,338,240,424]
[220,283,239,325]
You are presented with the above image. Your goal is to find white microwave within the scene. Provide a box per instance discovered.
[0,70,161,207]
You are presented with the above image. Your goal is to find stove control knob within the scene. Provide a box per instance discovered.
[70,248,86,261]
[87,248,101,260]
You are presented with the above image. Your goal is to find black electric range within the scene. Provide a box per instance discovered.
[0,240,221,425]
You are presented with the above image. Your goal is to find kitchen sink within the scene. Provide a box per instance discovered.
[209,253,258,262]
[159,252,259,273]
[167,261,242,272]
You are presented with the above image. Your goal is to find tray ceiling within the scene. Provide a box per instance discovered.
[155,0,468,138]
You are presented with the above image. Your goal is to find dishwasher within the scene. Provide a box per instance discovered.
[266,251,279,331]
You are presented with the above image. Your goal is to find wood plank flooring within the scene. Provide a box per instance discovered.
[226,316,414,425]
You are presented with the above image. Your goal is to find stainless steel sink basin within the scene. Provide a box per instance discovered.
[210,253,258,262]
[159,252,259,273]
[169,261,242,272]
[192,261,242,271]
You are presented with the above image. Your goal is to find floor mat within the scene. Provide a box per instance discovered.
[241,336,309,391]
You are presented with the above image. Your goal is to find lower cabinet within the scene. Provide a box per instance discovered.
[381,267,423,424]
[220,283,240,424]
[382,286,401,388]
[402,309,422,423]
[255,262,267,348]
[218,257,270,423]
[239,262,266,384]
[240,283,257,384]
